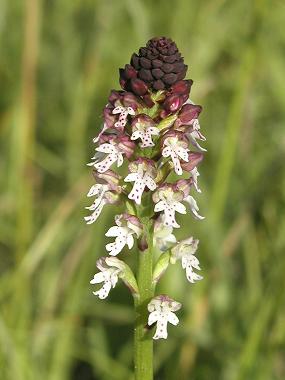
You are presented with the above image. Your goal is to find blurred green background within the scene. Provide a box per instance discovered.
[1,0,285,379]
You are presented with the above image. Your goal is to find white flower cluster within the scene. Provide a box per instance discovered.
[85,87,206,340]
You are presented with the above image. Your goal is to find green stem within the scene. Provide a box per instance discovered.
[134,217,154,380]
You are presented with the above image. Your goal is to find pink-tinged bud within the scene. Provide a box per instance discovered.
[138,235,148,252]
[123,64,138,79]
[131,114,155,129]
[122,92,140,110]
[93,169,121,192]
[120,213,143,237]
[169,79,193,98]
[98,133,117,145]
[103,107,116,129]
[175,179,193,198]
[149,294,182,312]
[142,94,155,108]
[104,191,120,205]
[163,94,183,114]
[181,152,204,172]
[152,183,184,204]
[117,135,136,159]
[119,69,127,90]
[128,157,157,178]
[161,129,188,145]
[108,90,122,104]
[130,78,149,96]
[129,156,153,168]
[176,104,202,127]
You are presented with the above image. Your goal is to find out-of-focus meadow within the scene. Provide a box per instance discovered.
[1,0,285,379]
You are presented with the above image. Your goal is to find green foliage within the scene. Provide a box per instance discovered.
[1,0,285,379]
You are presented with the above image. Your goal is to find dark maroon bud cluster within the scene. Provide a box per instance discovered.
[119,37,188,96]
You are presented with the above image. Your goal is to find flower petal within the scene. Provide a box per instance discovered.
[84,202,105,224]
[148,310,159,326]
[94,154,118,173]
[185,196,205,220]
[154,200,166,212]
[153,316,168,340]
[126,234,134,249]
[145,175,157,191]
[112,106,125,114]
[131,130,143,141]
[117,153,124,167]
[124,172,140,182]
[175,146,189,162]
[162,146,171,158]
[106,241,125,256]
[171,154,183,175]
[93,281,112,299]
[90,272,105,284]
[167,311,179,326]
[174,201,186,214]
[128,180,146,205]
[105,226,122,237]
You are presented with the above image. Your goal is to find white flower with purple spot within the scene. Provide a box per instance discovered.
[113,105,135,129]
[124,158,157,205]
[162,134,189,175]
[89,136,135,174]
[90,257,125,299]
[191,167,201,193]
[105,214,142,256]
[171,237,203,283]
[153,185,186,228]
[148,295,181,340]
[131,114,159,148]
[184,195,205,220]
[84,170,120,224]
[188,118,207,152]
[89,142,124,173]
[84,184,109,224]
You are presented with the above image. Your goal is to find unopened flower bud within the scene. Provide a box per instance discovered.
[180,151,204,172]
[175,103,202,127]
[93,169,121,192]
[117,135,136,159]
[162,94,183,114]
[130,78,149,96]
[170,79,192,95]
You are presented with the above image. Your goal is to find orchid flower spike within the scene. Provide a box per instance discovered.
[85,37,207,346]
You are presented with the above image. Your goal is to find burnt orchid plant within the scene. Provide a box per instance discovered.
[85,37,206,380]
